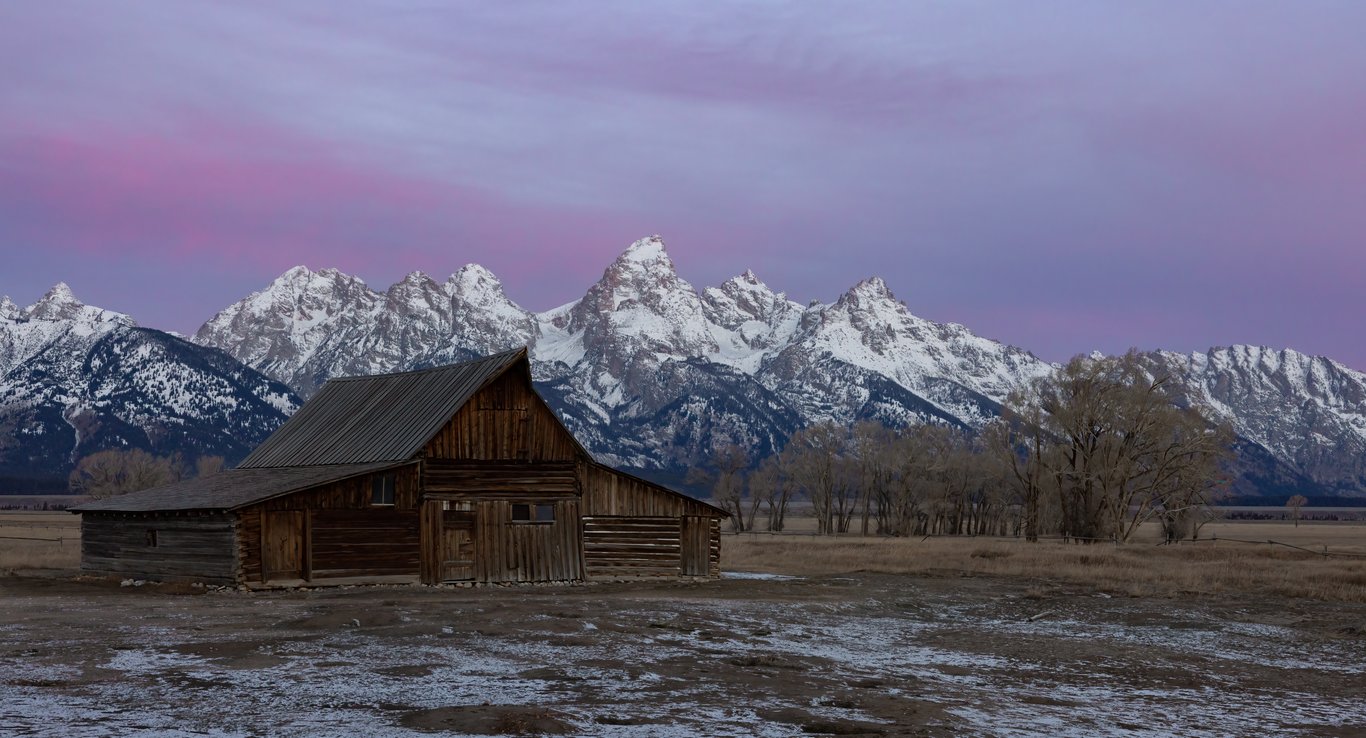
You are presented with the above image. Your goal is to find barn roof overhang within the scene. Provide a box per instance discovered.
[70,461,414,514]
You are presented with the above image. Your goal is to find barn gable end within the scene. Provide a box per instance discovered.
[423,360,582,463]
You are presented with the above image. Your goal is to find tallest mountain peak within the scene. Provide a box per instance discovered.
[616,235,671,266]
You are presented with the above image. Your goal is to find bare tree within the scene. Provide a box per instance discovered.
[886,427,938,536]
[195,455,226,478]
[1007,351,1234,543]
[785,423,854,535]
[687,444,752,531]
[851,422,897,535]
[68,449,184,499]
[1286,494,1309,527]
[747,456,792,531]
[983,396,1051,541]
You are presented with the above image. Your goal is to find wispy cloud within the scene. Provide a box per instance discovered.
[0,1,1363,367]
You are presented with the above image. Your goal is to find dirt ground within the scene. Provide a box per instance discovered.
[3,568,1365,737]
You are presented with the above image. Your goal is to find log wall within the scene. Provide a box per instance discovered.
[310,509,420,579]
[81,512,238,584]
[424,460,577,495]
[580,465,725,579]
[582,516,682,579]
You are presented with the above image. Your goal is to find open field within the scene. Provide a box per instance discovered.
[2,516,1366,736]
[3,568,1365,737]
[726,521,1366,604]
[0,511,79,570]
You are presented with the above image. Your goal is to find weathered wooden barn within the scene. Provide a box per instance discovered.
[72,348,725,586]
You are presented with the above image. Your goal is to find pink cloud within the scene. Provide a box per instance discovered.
[0,117,774,315]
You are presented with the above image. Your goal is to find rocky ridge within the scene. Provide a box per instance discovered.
[0,284,299,482]
[188,236,1366,496]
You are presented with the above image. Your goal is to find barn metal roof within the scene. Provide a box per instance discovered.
[71,461,409,513]
[238,347,528,468]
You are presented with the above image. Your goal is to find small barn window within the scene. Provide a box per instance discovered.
[511,503,554,523]
[371,474,396,506]
[145,529,158,547]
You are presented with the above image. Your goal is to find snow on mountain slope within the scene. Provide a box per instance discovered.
[191,236,1054,469]
[0,283,134,376]
[1145,346,1366,494]
[700,270,804,373]
[759,277,1051,425]
[557,236,719,373]
[194,263,538,397]
[193,266,386,397]
[0,286,298,480]
[184,235,1366,494]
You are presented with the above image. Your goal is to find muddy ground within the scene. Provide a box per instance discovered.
[2,571,1364,737]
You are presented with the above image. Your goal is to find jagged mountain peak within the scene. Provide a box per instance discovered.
[397,269,435,285]
[723,269,773,292]
[27,282,81,319]
[617,235,670,265]
[587,236,687,300]
[840,276,898,304]
[447,263,508,299]
[701,268,800,344]
[382,271,445,314]
[273,264,368,289]
[23,282,132,326]
[0,295,18,319]
[571,237,694,315]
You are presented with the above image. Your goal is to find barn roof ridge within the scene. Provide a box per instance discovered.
[324,346,528,383]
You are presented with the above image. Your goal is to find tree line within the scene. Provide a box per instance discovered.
[68,449,225,499]
[696,352,1236,544]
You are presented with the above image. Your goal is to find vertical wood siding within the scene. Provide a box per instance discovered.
[470,498,582,583]
[579,463,724,518]
[423,370,580,462]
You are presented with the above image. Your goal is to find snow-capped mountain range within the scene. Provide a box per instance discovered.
[4,236,1365,497]
[0,284,298,485]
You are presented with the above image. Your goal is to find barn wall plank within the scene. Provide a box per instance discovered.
[423,370,579,462]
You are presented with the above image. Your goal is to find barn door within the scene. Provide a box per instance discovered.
[262,511,305,581]
[680,516,710,577]
[440,509,476,581]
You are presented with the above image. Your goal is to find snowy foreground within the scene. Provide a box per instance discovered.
[2,572,1363,737]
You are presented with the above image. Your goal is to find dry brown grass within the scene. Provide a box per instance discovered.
[725,520,1366,603]
[0,511,80,570]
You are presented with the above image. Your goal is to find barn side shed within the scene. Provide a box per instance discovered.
[72,348,728,586]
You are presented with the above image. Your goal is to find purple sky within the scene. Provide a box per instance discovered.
[2,2,1364,368]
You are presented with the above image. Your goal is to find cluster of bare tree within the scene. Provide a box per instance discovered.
[68,449,224,499]
[697,422,1018,537]
[991,352,1234,543]
[696,352,1234,544]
